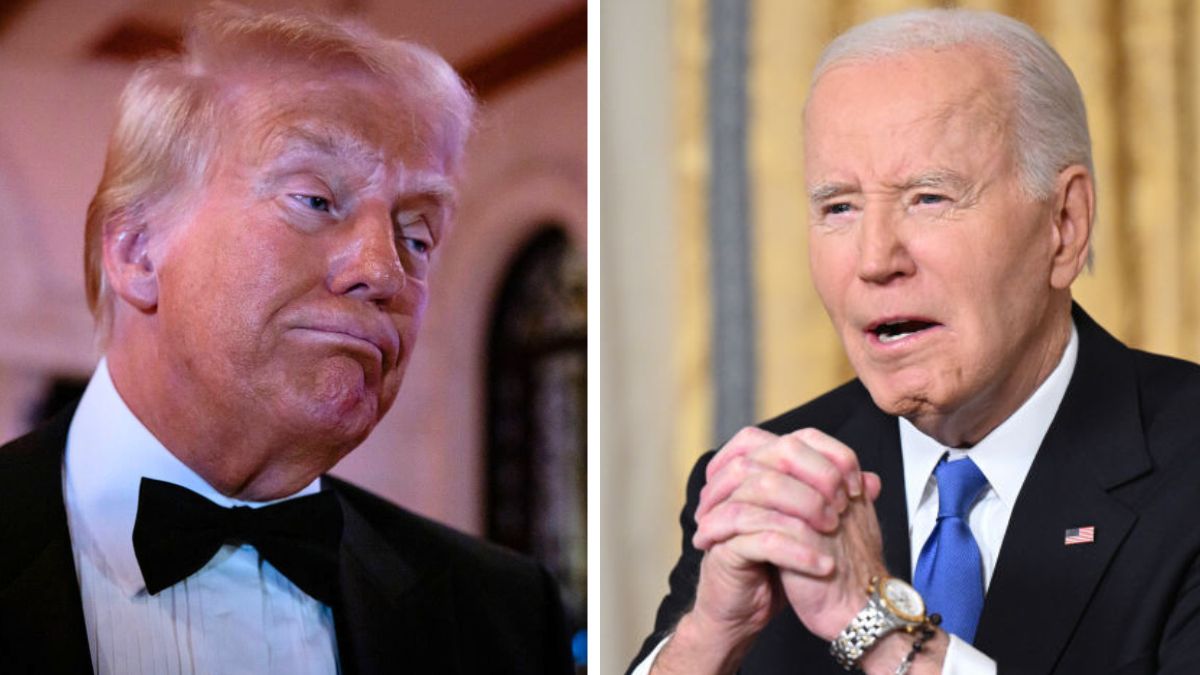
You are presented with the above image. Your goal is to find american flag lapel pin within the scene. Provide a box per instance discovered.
[1064,525,1095,545]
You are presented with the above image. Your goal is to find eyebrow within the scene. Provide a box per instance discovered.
[402,174,456,207]
[891,169,972,193]
[807,182,856,204]
[395,173,458,244]
[258,129,457,206]
[807,169,973,205]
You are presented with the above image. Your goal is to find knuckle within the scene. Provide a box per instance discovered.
[731,425,759,442]
[832,444,859,469]
[723,501,743,524]
[815,462,842,493]
[753,470,779,496]
[729,425,768,450]
[779,434,804,454]
[759,530,781,550]
[795,427,821,444]
[796,546,821,570]
[730,455,753,479]
[732,506,753,532]
[798,484,823,514]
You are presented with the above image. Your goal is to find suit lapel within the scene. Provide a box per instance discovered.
[974,306,1149,672]
[0,403,93,673]
[330,487,463,675]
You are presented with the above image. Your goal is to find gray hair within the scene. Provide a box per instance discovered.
[810,8,1093,203]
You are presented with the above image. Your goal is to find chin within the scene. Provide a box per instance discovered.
[858,368,935,420]
[287,395,380,453]
[288,384,384,445]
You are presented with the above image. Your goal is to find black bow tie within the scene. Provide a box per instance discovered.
[132,477,344,605]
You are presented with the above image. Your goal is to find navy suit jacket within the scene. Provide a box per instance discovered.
[633,306,1200,674]
[0,405,573,674]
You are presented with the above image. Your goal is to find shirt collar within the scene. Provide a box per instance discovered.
[901,322,1079,518]
[63,358,322,598]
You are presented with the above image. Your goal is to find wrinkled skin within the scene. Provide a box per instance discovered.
[105,70,456,500]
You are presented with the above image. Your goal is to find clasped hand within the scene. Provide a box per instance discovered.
[690,426,887,644]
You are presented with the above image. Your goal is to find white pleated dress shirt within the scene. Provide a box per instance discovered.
[63,359,340,675]
[634,324,1078,675]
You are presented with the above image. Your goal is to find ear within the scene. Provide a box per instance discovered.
[102,208,160,312]
[1048,164,1094,290]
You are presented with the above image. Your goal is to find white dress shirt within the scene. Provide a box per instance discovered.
[633,324,1078,675]
[63,359,340,675]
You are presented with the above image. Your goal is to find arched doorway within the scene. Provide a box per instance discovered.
[485,226,586,655]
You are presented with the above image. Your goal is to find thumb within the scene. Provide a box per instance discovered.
[863,471,883,501]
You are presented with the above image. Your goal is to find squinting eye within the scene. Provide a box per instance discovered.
[291,194,331,212]
[916,193,947,205]
[824,202,852,216]
[402,237,431,255]
[397,215,434,258]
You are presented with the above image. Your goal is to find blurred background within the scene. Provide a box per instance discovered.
[0,0,586,667]
[602,0,1200,671]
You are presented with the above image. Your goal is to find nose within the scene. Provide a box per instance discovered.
[329,207,406,306]
[856,202,915,284]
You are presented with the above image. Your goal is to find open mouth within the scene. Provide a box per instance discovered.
[870,319,939,344]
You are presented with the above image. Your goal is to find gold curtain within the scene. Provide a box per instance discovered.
[673,0,1200,481]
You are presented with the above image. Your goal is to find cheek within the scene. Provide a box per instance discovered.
[958,231,1047,319]
[398,281,429,328]
[808,237,854,318]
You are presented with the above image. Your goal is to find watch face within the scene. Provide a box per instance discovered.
[881,578,925,622]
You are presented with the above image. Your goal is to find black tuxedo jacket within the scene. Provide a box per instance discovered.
[633,306,1200,674]
[0,406,573,675]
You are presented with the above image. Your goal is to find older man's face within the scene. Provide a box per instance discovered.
[152,74,453,456]
[805,47,1066,442]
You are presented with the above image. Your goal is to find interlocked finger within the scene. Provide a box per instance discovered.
[694,498,834,553]
[704,426,779,482]
[698,433,851,523]
[714,528,836,578]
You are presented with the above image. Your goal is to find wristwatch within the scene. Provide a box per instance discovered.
[829,576,927,670]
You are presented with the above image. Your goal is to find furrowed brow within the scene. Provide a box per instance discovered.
[808,182,856,205]
[404,175,456,206]
[894,170,972,193]
[261,128,336,160]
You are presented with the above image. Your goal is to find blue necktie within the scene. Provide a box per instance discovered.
[913,456,989,643]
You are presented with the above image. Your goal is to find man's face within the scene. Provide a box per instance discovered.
[152,73,453,458]
[805,47,1068,444]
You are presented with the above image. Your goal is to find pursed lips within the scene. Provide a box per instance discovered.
[290,320,401,369]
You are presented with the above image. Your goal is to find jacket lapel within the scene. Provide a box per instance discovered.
[0,403,93,673]
[330,487,463,675]
[974,306,1149,672]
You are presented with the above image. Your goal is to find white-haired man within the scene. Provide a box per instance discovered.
[0,6,570,674]
[632,8,1200,675]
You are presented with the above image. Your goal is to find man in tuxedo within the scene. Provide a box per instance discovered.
[0,5,570,674]
[632,8,1200,675]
